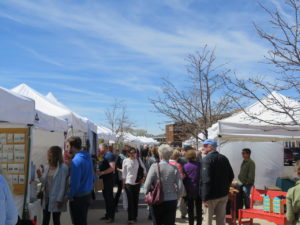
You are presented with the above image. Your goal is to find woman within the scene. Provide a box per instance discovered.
[146,146,160,171]
[169,150,185,180]
[144,144,183,225]
[0,169,18,225]
[122,148,147,224]
[287,160,300,225]
[37,146,69,225]
[183,150,202,225]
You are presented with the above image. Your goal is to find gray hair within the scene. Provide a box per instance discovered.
[158,144,173,160]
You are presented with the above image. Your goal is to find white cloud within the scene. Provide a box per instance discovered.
[20,46,64,67]
[0,0,268,69]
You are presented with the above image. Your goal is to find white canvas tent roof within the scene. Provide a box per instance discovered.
[121,132,159,145]
[0,87,67,132]
[0,87,35,124]
[199,92,300,189]
[45,91,98,133]
[97,126,117,141]
[208,92,300,141]
[12,84,89,132]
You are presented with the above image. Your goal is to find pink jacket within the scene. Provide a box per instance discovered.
[169,160,185,179]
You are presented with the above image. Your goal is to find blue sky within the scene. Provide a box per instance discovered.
[0,0,284,134]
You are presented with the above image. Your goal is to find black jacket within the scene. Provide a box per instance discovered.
[201,151,234,201]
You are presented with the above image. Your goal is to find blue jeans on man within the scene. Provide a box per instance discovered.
[242,184,253,209]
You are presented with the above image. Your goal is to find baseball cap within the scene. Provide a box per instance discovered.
[202,139,218,147]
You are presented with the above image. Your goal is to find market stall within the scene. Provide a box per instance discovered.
[0,87,68,223]
[204,92,300,189]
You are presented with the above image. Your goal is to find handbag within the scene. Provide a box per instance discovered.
[144,163,164,205]
[94,178,104,191]
[135,158,144,183]
[36,184,44,201]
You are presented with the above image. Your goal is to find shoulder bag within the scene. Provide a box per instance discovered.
[144,163,164,205]
[135,157,144,183]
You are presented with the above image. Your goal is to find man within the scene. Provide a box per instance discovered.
[201,139,234,225]
[141,145,149,164]
[98,143,116,223]
[67,136,94,225]
[238,148,255,209]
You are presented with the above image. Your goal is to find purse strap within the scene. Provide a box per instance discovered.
[157,163,161,182]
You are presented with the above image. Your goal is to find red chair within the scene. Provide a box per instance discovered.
[238,187,287,225]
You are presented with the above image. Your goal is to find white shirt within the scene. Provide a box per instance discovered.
[122,158,146,185]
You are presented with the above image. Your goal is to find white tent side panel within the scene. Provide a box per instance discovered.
[30,128,65,167]
[219,141,284,189]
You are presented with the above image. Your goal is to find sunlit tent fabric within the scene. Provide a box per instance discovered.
[212,91,300,141]
[12,84,89,132]
[45,91,99,153]
[139,136,159,145]
[0,87,35,124]
[0,87,67,132]
[121,133,159,145]
[97,126,117,141]
[203,92,300,189]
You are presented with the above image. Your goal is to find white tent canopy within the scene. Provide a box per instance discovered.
[12,84,89,133]
[213,92,300,141]
[45,92,98,133]
[202,92,300,189]
[97,126,117,141]
[0,87,35,124]
[0,87,67,132]
[121,132,159,145]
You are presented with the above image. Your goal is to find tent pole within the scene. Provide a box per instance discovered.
[22,125,32,219]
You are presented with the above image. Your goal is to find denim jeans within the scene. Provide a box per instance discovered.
[242,184,253,209]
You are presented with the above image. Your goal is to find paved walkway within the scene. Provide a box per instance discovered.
[55,190,275,225]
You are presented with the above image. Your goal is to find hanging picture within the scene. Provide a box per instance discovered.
[14,134,25,143]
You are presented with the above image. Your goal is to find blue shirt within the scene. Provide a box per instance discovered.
[0,175,18,225]
[68,150,94,199]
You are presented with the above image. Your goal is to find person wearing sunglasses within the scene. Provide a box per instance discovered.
[122,148,146,224]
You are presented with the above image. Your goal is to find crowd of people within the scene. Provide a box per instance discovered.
[11,136,300,225]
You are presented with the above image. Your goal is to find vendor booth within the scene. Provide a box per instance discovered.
[203,92,300,189]
[0,87,68,224]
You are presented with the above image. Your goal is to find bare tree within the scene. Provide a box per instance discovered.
[222,0,300,126]
[150,46,234,149]
[105,99,135,143]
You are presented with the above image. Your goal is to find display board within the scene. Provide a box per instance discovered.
[0,128,29,195]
